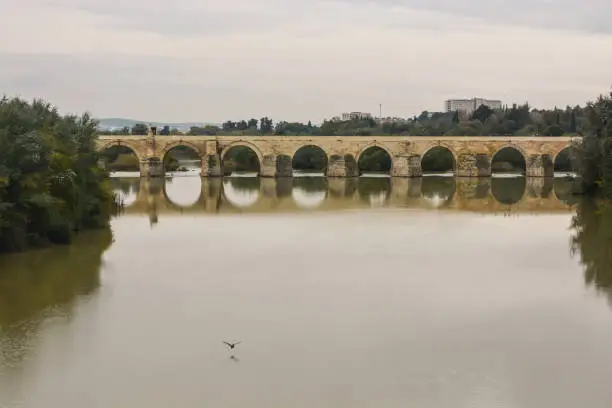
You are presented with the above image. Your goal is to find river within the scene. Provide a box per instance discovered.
[1,175,611,408]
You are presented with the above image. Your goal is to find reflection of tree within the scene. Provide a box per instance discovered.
[571,200,612,305]
[0,228,113,364]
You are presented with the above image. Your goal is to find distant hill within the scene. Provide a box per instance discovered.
[96,118,218,132]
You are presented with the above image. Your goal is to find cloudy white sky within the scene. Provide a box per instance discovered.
[1,0,611,122]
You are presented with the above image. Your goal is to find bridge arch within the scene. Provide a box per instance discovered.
[99,140,143,162]
[421,144,457,174]
[356,142,394,175]
[220,141,264,176]
[491,145,527,174]
[160,140,204,163]
[552,145,575,173]
[291,144,329,174]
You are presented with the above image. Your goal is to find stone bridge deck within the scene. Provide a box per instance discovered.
[97,135,577,178]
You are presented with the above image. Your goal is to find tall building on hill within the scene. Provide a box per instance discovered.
[340,112,373,121]
[444,98,502,115]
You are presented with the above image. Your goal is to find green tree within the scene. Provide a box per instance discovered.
[260,117,273,134]
[570,112,578,133]
[0,97,117,253]
[452,111,460,124]
[131,123,148,135]
[159,125,170,135]
[542,124,565,137]
[471,105,494,123]
[575,91,612,195]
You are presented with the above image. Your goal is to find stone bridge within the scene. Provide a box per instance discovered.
[97,133,576,178]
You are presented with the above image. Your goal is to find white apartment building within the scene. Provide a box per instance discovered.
[341,112,373,121]
[444,98,502,115]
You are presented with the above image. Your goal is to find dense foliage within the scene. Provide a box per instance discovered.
[574,92,612,196]
[0,98,117,253]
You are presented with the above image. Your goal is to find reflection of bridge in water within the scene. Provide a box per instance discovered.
[112,176,579,223]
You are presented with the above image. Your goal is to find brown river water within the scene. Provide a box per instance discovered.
[1,175,611,408]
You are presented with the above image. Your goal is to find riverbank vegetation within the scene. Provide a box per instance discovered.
[0,98,117,253]
[575,91,612,197]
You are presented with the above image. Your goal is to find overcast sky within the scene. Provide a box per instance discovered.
[1,0,611,122]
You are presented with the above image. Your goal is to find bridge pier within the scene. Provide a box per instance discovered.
[202,154,222,177]
[327,154,359,177]
[527,154,554,177]
[201,178,222,212]
[391,156,410,177]
[261,154,292,177]
[140,157,164,177]
[406,155,423,177]
[456,153,491,177]
[201,141,222,177]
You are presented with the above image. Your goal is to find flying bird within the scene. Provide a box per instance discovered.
[223,341,241,350]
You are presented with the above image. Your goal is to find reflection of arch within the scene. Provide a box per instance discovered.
[421,145,457,173]
[357,178,391,207]
[99,141,142,162]
[491,177,527,205]
[222,178,261,209]
[421,177,456,208]
[162,177,203,210]
[160,141,204,163]
[292,145,329,172]
[356,143,393,175]
[292,178,328,209]
[491,145,527,173]
[110,178,140,207]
